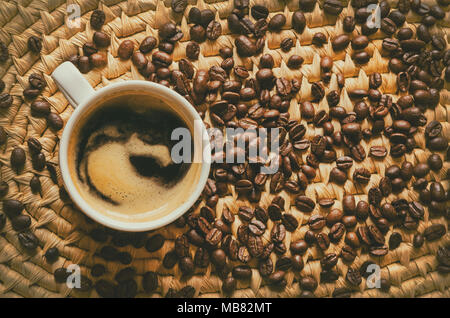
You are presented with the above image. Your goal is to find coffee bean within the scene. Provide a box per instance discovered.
[369,245,388,256]
[235,35,256,57]
[232,265,252,280]
[222,277,236,294]
[308,215,326,231]
[91,32,110,49]
[353,168,370,184]
[152,51,172,68]
[290,240,308,255]
[101,246,119,261]
[11,215,31,231]
[324,0,343,15]
[388,232,402,250]
[321,253,338,270]
[413,233,424,248]
[268,14,286,31]
[343,16,355,32]
[118,40,134,60]
[369,146,387,159]
[77,56,90,73]
[171,0,187,13]
[11,147,26,170]
[18,231,39,250]
[346,268,362,286]
[330,167,347,185]
[424,224,446,241]
[258,257,273,277]
[88,52,106,68]
[311,32,327,47]
[292,11,306,33]
[54,268,69,283]
[27,36,42,53]
[248,219,265,236]
[44,247,59,263]
[47,113,63,131]
[342,195,356,215]
[271,223,286,243]
[30,175,41,193]
[295,195,315,212]
[251,5,268,19]
[90,10,105,30]
[280,38,294,52]
[145,234,165,252]
[332,35,350,51]
[179,256,195,275]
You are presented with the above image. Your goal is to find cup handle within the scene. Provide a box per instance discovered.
[51,61,95,108]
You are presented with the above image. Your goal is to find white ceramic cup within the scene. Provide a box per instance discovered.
[52,61,211,232]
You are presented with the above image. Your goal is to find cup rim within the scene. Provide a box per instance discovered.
[59,80,211,232]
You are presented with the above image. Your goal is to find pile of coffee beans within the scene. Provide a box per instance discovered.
[1,0,446,298]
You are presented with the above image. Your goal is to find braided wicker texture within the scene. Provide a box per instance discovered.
[0,0,449,298]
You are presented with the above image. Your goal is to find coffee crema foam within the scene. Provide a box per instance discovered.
[69,93,198,222]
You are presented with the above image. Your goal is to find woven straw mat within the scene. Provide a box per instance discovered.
[0,0,449,298]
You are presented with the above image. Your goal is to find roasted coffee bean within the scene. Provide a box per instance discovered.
[237,246,250,263]
[340,245,357,262]
[89,52,107,68]
[28,36,42,53]
[11,215,31,231]
[179,257,195,275]
[140,36,157,53]
[280,38,294,52]
[92,31,111,47]
[345,232,360,248]
[290,240,308,255]
[247,219,265,236]
[308,215,326,231]
[29,175,41,193]
[300,102,315,120]
[292,11,306,33]
[90,9,105,30]
[346,268,362,286]
[232,265,252,280]
[424,224,446,241]
[152,51,172,68]
[351,35,369,50]
[315,232,330,250]
[18,231,39,250]
[408,201,424,219]
[11,147,26,170]
[185,41,200,60]
[47,113,63,131]
[28,73,46,90]
[268,14,286,31]
[258,257,273,277]
[369,146,387,159]
[295,195,315,212]
[311,82,325,101]
[330,167,347,185]
[118,40,134,59]
[235,35,256,57]
[222,277,236,294]
[145,234,165,252]
[413,233,424,248]
[343,16,355,32]
[342,195,356,215]
[388,232,402,250]
[312,32,327,46]
[332,35,350,51]
[251,5,269,19]
[271,223,286,243]
[282,214,298,232]
[321,253,338,270]
[329,223,345,243]
[353,168,371,184]
[205,21,221,41]
[44,247,59,263]
[324,0,344,15]
[368,187,382,207]
[369,245,388,256]
[54,268,70,283]
[171,0,187,13]
[430,182,446,202]
[381,18,397,35]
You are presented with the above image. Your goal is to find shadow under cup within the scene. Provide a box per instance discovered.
[66,88,204,226]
